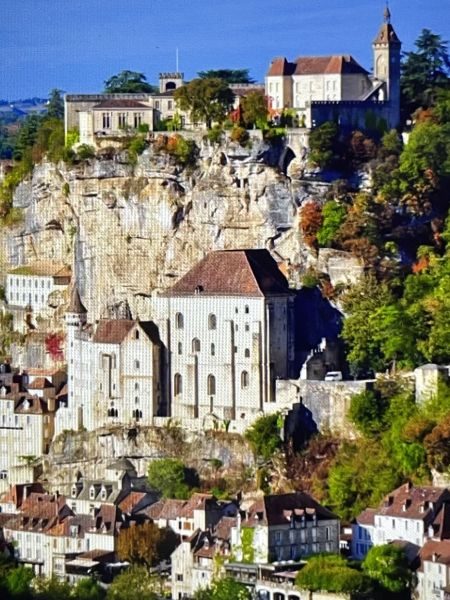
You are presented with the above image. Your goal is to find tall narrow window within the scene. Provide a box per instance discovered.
[102,113,111,128]
[118,112,127,128]
[134,329,140,340]
[244,348,250,358]
[208,314,217,330]
[241,371,249,388]
[175,313,184,329]
[211,343,215,356]
[133,113,142,128]
[192,338,200,353]
[178,342,182,355]
[174,373,182,396]
[134,360,140,370]
[245,305,249,314]
[207,374,216,396]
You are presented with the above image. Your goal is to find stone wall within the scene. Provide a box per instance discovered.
[276,378,372,435]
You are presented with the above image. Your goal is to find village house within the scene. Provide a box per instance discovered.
[5,262,71,314]
[352,483,450,559]
[265,7,401,130]
[230,492,340,564]
[417,540,450,600]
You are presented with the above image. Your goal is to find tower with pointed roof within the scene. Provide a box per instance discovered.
[373,4,401,126]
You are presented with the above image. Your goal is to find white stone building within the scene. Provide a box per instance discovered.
[265,7,401,129]
[152,249,295,431]
[58,286,162,434]
[417,540,450,600]
[5,262,71,313]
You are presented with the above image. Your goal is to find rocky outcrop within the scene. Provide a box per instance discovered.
[1,139,354,322]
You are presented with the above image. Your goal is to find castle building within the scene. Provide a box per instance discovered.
[152,249,295,429]
[57,286,162,434]
[265,6,401,130]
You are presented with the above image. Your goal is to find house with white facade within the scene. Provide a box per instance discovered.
[152,249,296,431]
[230,492,340,564]
[5,262,71,314]
[417,539,450,600]
[265,7,401,130]
[58,286,162,433]
[352,483,450,559]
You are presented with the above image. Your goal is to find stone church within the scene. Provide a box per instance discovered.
[60,250,297,433]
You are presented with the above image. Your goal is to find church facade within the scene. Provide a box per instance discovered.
[61,250,297,433]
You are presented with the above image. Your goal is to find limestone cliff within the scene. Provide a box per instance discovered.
[3,137,361,323]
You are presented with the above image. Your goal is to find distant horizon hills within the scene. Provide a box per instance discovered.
[0,98,48,120]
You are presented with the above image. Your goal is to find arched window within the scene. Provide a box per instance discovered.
[244,348,250,358]
[208,314,217,330]
[207,374,216,396]
[211,343,215,356]
[133,409,142,421]
[174,373,182,396]
[192,338,201,353]
[241,371,249,388]
[178,342,182,355]
[245,305,249,314]
[134,329,140,339]
[175,312,184,329]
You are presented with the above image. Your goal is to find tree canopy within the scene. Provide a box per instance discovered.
[106,566,161,600]
[197,69,255,84]
[174,78,234,128]
[147,458,197,499]
[244,413,282,461]
[117,522,177,569]
[104,71,157,94]
[295,554,371,595]
[362,545,412,594]
[401,29,450,119]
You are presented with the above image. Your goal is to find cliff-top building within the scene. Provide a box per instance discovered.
[265,6,401,130]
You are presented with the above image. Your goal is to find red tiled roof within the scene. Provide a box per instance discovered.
[214,516,237,541]
[267,57,296,77]
[378,484,450,521]
[0,483,45,509]
[118,491,147,514]
[355,508,376,526]
[92,320,135,344]
[165,250,290,297]
[14,395,48,414]
[294,55,368,76]
[420,540,450,566]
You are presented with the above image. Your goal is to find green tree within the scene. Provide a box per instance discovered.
[401,29,450,118]
[240,91,267,128]
[295,554,371,594]
[106,567,161,600]
[6,567,34,599]
[33,575,71,600]
[72,578,105,600]
[206,577,252,600]
[362,545,412,595]
[197,69,255,84]
[13,114,43,161]
[316,201,347,247]
[308,121,339,168]
[47,89,64,120]
[348,390,389,436]
[244,413,282,461]
[147,458,196,499]
[174,78,234,128]
[117,522,177,569]
[104,71,156,93]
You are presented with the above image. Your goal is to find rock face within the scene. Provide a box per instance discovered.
[44,425,255,496]
[2,139,353,321]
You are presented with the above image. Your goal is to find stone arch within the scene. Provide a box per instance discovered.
[279,146,296,173]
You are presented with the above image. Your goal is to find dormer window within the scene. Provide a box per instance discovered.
[89,486,96,500]
[101,487,107,500]
[71,486,77,498]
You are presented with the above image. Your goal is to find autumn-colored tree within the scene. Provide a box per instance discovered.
[117,522,177,569]
[300,201,323,248]
[45,333,65,362]
[424,414,450,472]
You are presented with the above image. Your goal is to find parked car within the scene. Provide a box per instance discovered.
[324,371,343,381]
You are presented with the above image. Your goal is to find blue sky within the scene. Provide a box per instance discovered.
[1,0,449,99]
